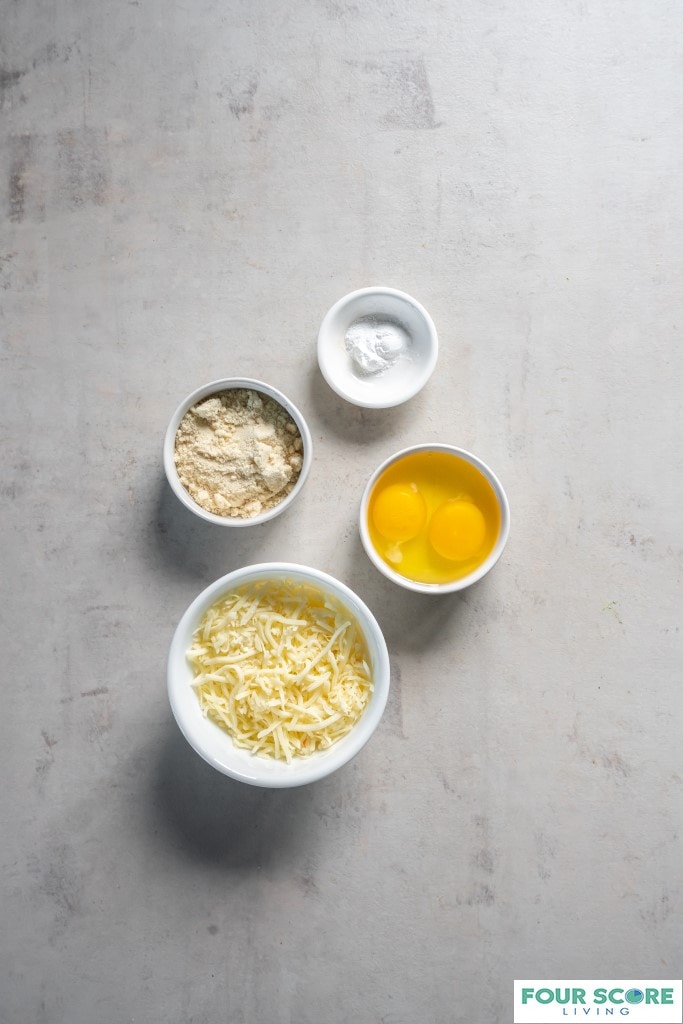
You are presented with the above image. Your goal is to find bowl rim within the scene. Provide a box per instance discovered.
[317,286,439,409]
[359,444,511,594]
[163,377,313,527]
[167,562,391,788]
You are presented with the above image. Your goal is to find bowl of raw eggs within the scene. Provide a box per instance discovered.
[359,445,510,593]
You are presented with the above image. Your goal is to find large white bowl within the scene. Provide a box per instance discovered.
[168,563,391,788]
[359,444,510,594]
[317,287,438,409]
[163,378,312,526]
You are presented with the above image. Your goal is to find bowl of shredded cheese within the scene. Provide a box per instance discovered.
[163,378,312,526]
[167,563,391,787]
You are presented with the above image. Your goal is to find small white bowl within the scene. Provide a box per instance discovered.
[168,563,391,788]
[163,378,312,526]
[359,444,510,594]
[317,287,438,409]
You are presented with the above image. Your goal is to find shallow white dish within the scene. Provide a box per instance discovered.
[359,444,511,594]
[167,563,391,788]
[317,287,438,409]
[163,378,312,527]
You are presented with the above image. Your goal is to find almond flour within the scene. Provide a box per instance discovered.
[174,388,304,519]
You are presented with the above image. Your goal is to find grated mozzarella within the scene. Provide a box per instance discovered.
[188,580,373,762]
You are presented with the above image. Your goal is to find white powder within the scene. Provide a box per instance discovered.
[344,316,412,376]
[174,389,303,519]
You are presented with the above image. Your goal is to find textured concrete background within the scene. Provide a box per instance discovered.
[1,1,682,1021]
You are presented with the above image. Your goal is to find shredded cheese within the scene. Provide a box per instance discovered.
[188,579,373,762]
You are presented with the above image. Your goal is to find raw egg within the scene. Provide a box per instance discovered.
[366,450,501,585]
[371,483,427,542]
[429,500,486,561]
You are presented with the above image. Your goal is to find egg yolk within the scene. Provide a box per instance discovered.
[371,483,427,542]
[428,500,487,561]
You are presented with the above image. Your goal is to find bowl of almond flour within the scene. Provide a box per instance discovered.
[164,379,312,526]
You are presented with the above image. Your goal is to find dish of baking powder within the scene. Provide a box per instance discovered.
[174,389,303,518]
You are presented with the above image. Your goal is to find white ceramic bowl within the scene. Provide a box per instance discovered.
[163,378,312,526]
[317,287,438,408]
[167,563,391,788]
[359,444,510,594]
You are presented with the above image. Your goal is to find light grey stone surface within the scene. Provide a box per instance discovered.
[1,1,682,1021]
